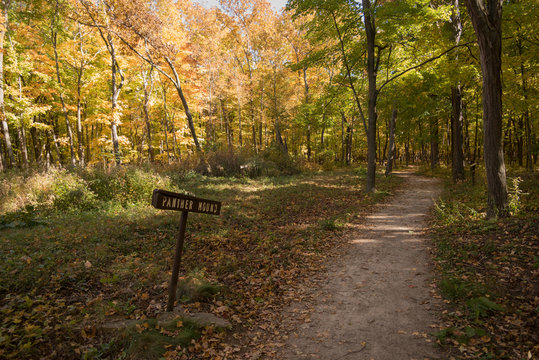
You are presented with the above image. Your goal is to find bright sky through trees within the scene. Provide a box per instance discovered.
[194,0,288,10]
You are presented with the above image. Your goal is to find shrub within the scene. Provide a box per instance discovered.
[205,150,243,176]
[261,145,302,175]
[51,171,98,211]
[83,166,177,206]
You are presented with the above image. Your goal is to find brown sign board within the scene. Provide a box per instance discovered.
[152,189,221,215]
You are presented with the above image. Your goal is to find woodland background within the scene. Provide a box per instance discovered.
[0,0,537,359]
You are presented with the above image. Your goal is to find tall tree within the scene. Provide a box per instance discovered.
[51,0,76,167]
[0,0,15,167]
[450,0,465,181]
[464,0,508,217]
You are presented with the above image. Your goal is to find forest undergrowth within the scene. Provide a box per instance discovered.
[0,162,402,359]
[426,166,538,359]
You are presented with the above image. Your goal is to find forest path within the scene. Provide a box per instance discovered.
[276,171,445,360]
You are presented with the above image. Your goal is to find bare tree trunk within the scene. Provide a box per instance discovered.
[430,117,439,169]
[162,82,171,163]
[45,131,52,170]
[0,2,14,167]
[321,112,326,148]
[347,119,354,164]
[221,99,232,149]
[50,128,61,166]
[385,107,397,176]
[86,123,91,163]
[405,140,410,166]
[450,0,465,180]
[259,84,264,150]
[465,0,508,217]
[76,25,85,167]
[451,86,465,181]
[17,126,29,169]
[237,93,242,149]
[109,34,123,165]
[164,57,200,151]
[30,121,41,164]
[272,67,285,152]
[142,65,154,161]
[363,0,378,192]
[341,112,346,163]
[51,7,76,167]
[0,140,3,171]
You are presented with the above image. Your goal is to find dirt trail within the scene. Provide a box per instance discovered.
[277,172,444,360]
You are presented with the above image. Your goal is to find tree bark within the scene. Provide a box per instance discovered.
[221,99,232,149]
[363,0,378,192]
[164,57,200,151]
[385,106,397,176]
[272,66,286,152]
[75,25,85,167]
[430,117,439,169]
[30,121,41,164]
[162,82,171,163]
[451,86,465,181]
[0,2,14,167]
[237,92,242,148]
[341,112,346,163]
[0,139,3,171]
[109,34,123,165]
[51,4,76,167]
[17,125,28,169]
[142,65,154,161]
[464,0,508,217]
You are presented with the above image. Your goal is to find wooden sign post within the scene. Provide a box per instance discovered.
[151,189,222,311]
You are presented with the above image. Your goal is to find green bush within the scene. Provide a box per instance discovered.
[318,149,336,166]
[84,166,176,206]
[51,171,98,211]
[261,145,302,175]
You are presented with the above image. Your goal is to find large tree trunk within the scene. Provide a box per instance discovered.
[237,93,242,149]
[221,99,232,149]
[303,67,311,161]
[464,0,508,217]
[0,2,14,167]
[76,26,85,167]
[109,34,123,165]
[51,10,76,167]
[451,86,466,181]
[430,117,439,169]
[142,66,154,162]
[385,106,397,176]
[17,126,29,169]
[259,83,264,150]
[347,116,354,165]
[272,67,286,153]
[30,121,41,164]
[363,0,378,192]
[0,140,3,171]
[450,0,465,180]
[164,57,200,152]
[162,83,171,163]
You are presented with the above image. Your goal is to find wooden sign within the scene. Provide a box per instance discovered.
[152,189,221,215]
[151,189,222,311]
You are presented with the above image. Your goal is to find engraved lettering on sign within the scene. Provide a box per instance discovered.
[152,189,221,215]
